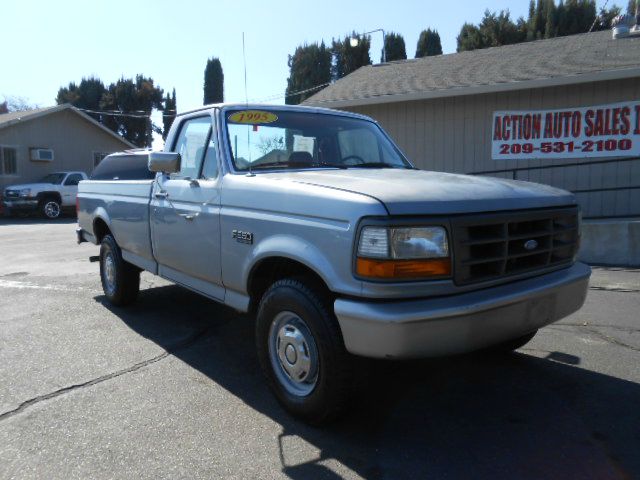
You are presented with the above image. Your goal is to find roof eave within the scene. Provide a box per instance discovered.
[305,67,640,108]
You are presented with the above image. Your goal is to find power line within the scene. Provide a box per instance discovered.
[75,107,177,118]
[251,82,331,103]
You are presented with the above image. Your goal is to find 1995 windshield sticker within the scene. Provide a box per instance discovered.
[228,110,278,125]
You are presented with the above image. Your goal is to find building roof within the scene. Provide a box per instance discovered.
[304,30,640,108]
[0,104,135,148]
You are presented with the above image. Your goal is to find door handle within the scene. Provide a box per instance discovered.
[179,213,198,221]
[155,191,168,199]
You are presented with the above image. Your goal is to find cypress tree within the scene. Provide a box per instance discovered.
[332,33,372,80]
[383,32,407,62]
[415,29,443,57]
[203,57,224,105]
[162,88,177,141]
[285,42,332,105]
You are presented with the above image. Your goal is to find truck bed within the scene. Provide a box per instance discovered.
[77,180,156,272]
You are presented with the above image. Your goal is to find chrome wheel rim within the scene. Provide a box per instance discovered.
[268,311,319,397]
[44,201,60,218]
[103,253,116,296]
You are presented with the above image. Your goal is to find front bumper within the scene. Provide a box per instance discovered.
[334,262,591,359]
[2,199,38,211]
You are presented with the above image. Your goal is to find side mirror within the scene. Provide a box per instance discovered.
[149,152,181,174]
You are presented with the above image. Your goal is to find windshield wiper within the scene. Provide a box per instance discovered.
[244,161,347,171]
[349,162,403,169]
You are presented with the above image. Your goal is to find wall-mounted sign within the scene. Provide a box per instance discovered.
[492,101,640,160]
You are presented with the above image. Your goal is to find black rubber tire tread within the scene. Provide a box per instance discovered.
[255,278,354,424]
[99,234,140,306]
[486,330,538,353]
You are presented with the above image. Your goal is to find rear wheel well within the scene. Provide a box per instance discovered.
[93,218,111,243]
[248,257,331,314]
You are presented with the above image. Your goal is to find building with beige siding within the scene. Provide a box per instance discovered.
[0,104,134,192]
[305,30,640,265]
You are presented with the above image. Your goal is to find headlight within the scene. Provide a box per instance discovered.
[19,188,32,198]
[356,226,451,280]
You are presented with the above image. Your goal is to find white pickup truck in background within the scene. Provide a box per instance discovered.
[2,171,87,219]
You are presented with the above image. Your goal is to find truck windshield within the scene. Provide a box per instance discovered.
[225,109,413,171]
[38,173,66,184]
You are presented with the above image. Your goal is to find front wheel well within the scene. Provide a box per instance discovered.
[248,257,331,314]
[36,192,62,204]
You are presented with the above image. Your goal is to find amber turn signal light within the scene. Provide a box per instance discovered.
[356,257,451,280]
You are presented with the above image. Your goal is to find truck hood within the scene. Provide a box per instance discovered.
[266,169,575,215]
[3,183,53,192]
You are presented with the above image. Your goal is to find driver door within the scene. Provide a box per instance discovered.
[61,173,83,206]
[150,114,223,300]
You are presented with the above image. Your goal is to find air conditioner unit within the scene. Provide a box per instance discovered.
[30,148,54,162]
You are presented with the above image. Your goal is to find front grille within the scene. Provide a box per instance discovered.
[452,207,579,285]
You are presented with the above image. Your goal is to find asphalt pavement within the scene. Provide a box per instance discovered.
[0,217,639,480]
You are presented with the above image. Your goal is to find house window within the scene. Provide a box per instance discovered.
[93,152,109,168]
[0,146,18,176]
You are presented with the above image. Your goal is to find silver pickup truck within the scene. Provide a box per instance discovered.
[77,104,591,422]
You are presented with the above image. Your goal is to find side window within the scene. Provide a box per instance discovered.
[172,116,211,179]
[337,128,380,164]
[64,174,83,186]
[201,136,218,179]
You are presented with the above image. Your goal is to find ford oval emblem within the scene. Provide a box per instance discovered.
[524,239,538,251]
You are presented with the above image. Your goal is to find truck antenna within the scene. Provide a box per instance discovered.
[243,32,255,177]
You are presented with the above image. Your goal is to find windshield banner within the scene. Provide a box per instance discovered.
[491,101,640,160]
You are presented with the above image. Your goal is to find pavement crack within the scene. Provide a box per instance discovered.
[580,326,640,353]
[0,328,209,422]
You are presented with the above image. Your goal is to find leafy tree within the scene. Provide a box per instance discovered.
[595,4,622,30]
[332,33,372,80]
[457,10,526,51]
[56,77,106,122]
[99,75,164,147]
[629,0,639,15]
[383,32,407,62]
[1,95,38,112]
[457,0,622,52]
[203,57,224,105]
[457,23,483,51]
[162,88,177,141]
[285,42,332,105]
[415,28,443,57]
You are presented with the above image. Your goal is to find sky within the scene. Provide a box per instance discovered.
[1,0,615,145]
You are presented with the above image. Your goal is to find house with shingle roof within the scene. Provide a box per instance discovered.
[0,104,134,191]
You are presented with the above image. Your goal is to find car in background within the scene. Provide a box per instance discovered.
[2,171,87,219]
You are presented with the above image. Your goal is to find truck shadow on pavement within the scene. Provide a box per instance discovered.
[97,284,640,480]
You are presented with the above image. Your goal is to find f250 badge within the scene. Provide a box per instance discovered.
[232,230,253,244]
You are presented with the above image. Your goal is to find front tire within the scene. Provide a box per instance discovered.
[41,199,61,219]
[256,278,353,424]
[99,234,140,306]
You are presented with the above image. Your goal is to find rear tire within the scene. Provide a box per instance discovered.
[99,234,140,306]
[486,330,538,353]
[256,278,354,424]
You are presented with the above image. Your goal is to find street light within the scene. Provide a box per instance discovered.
[349,28,386,63]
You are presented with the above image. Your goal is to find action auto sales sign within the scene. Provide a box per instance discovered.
[492,101,640,160]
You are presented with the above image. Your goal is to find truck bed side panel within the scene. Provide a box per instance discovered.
[78,180,155,270]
